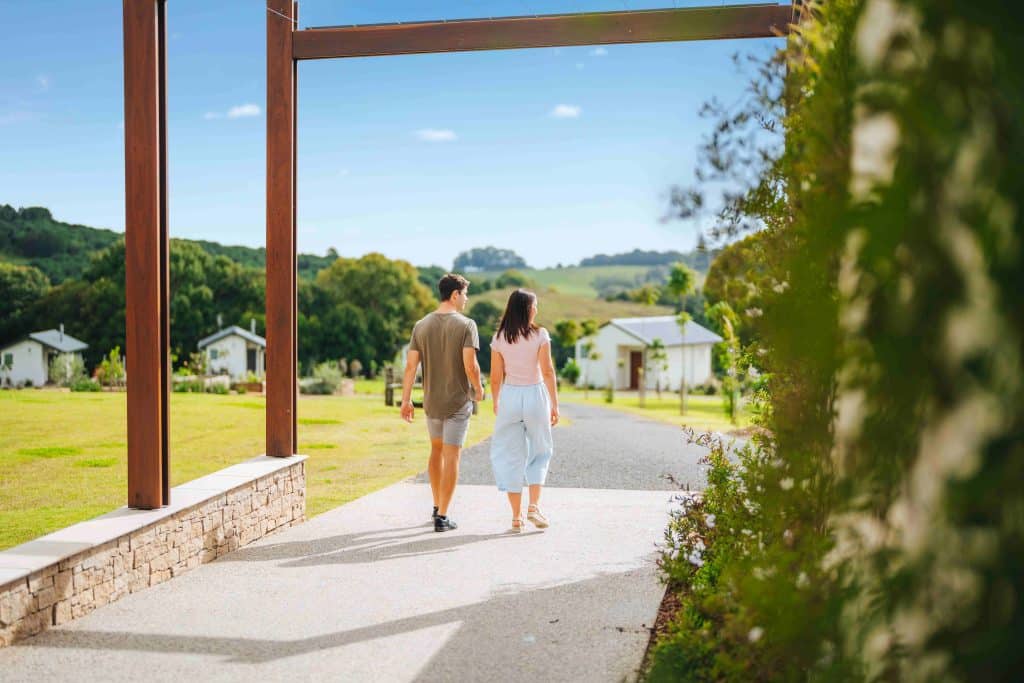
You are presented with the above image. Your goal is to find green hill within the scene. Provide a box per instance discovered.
[476,285,673,326]
[0,204,334,284]
[474,264,706,300]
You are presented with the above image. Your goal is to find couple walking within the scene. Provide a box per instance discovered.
[400,274,560,533]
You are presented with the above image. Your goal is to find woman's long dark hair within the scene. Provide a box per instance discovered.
[496,289,538,344]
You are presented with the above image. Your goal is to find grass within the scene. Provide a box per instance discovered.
[475,265,707,300]
[475,286,673,326]
[560,389,751,434]
[0,388,496,550]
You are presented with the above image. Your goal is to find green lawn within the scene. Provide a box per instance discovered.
[559,389,751,434]
[0,387,495,550]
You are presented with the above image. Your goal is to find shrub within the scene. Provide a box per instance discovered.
[301,361,343,395]
[96,346,126,387]
[70,378,101,392]
[559,359,581,385]
[48,353,86,387]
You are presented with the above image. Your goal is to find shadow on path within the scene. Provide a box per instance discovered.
[17,570,656,681]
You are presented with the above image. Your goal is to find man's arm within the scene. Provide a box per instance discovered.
[462,347,484,402]
[400,349,420,423]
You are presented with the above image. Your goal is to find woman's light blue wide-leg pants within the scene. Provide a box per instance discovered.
[489,383,554,493]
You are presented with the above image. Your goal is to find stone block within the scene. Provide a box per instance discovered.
[150,569,171,586]
[53,600,71,625]
[54,570,73,600]
[35,586,57,611]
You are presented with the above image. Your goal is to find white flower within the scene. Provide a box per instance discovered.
[796,572,809,589]
[748,626,764,643]
[780,477,794,490]
[705,514,716,529]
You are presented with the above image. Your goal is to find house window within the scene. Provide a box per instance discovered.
[210,349,219,360]
[2,352,12,369]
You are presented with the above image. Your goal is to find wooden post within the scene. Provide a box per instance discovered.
[266,0,298,457]
[123,0,169,508]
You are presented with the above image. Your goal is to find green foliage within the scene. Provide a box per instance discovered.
[494,269,530,289]
[453,246,528,272]
[69,378,101,392]
[301,361,344,395]
[580,248,717,270]
[647,338,669,397]
[559,358,581,384]
[0,262,50,341]
[469,300,502,373]
[304,253,434,372]
[48,353,86,387]
[95,347,125,387]
[649,1,1024,680]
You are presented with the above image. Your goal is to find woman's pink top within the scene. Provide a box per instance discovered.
[492,327,550,386]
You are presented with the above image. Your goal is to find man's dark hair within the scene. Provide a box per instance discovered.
[438,273,470,302]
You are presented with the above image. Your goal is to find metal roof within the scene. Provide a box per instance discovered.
[606,316,723,346]
[197,326,266,349]
[24,329,89,353]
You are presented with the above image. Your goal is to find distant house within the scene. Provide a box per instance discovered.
[0,327,88,388]
[197,323,266,381]
[575,316,722,390]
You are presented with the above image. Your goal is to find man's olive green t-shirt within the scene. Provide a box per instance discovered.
[409,312,480,419]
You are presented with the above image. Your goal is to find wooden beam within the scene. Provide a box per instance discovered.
[293,4,791,60]
[123,0,169,508]
[266,0,298,457]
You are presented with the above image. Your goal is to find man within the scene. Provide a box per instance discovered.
[401,273,484,532]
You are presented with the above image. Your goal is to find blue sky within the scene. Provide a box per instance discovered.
[0,1,782,268]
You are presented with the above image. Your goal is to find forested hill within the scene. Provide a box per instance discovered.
[579,248,718,271]
[0,204,334,284]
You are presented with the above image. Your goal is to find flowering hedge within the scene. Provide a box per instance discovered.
[649,1,1023,680]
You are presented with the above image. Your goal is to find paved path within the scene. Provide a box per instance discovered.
[0,403,703,682]
[418,402,709,491]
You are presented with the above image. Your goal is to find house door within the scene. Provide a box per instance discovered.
[629,351,643,390]
[247,348,257,373]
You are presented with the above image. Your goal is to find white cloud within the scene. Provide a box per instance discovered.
[575,62,585,70]
[37,75,51,91]
[589,47,608,57]
[415,128,457,142]
[551,104,581,119]
[227,103,261,118]
[203,103,261,120]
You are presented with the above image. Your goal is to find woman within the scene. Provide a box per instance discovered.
[489,289,559,532]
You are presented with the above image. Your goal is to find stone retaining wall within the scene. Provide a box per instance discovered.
[0,456,305,647]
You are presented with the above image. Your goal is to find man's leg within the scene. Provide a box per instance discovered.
[437,443,461,516]
[428,437,443,508]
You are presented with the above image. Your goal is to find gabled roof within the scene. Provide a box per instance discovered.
[197,326,266,349]
[22,329,89,353]
[604,316,723,347]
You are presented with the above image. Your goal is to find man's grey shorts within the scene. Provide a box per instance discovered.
[426,401,473,447]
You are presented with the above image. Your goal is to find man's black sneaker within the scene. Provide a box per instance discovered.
[431,506,439,522]
[434,515,458,532]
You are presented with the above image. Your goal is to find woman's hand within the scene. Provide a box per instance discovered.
[550,406,559,426]
[492,400,499,416]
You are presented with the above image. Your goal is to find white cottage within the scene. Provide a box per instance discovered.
[197,324,266,380]
[0,327,89,388]
[575,316,722,390]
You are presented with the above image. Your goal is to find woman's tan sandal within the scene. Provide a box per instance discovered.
[527,505,549,529]
[508,517,524,534]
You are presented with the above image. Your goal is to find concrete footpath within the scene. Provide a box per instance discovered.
[0,482,674,682]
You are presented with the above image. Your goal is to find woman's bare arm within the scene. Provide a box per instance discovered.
[490,350,505,415]
[538,341,559,425]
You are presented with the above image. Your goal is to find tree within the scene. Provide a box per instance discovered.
[647,338,668,399]
[702,230,770,347]
[469,300,503,373]
[494,269,530,288]
[312,253,434,371]
[0,263,50,342]
[675,311,692,414]
[666,262,696,306]
[453,246,528,272]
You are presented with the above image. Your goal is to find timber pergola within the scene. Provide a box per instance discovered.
[122,1,794,508]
